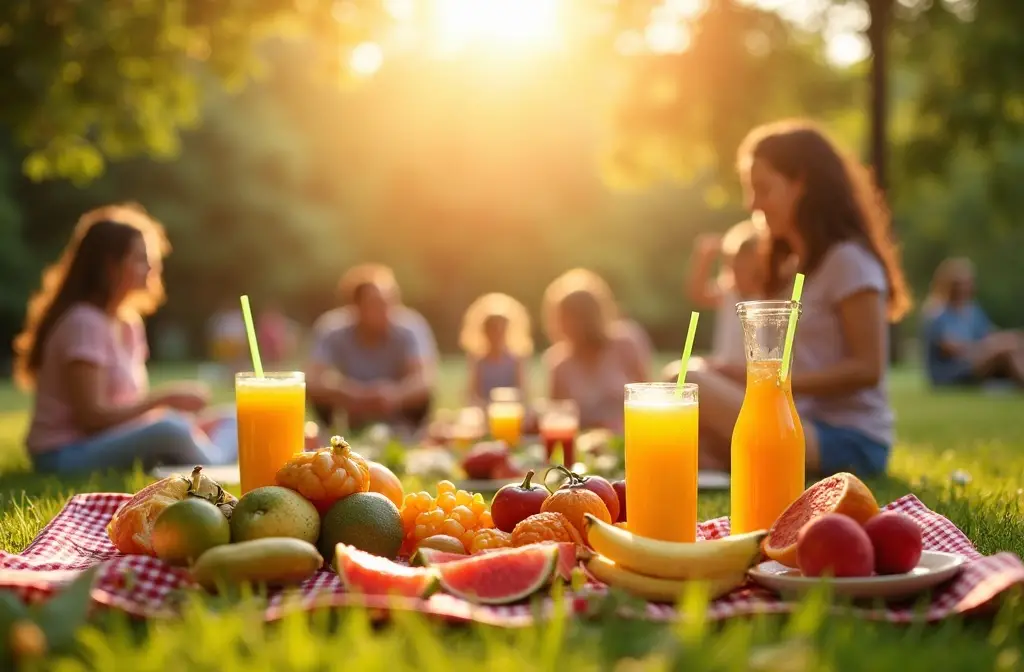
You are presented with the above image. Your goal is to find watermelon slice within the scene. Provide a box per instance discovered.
[335,544,436,598]
[435,544,558,605]
[416,542,579,581]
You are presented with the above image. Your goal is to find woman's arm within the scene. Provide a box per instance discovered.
[792,289,886,397]
[686,235,724,309]
[64,361,162,432]
[465,357,483,405]
[515,357,529,401]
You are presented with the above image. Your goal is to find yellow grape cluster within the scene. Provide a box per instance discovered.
[400,481,494,553]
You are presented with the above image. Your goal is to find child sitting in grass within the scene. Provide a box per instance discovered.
[459,293,533,406]
[664,218,766,384]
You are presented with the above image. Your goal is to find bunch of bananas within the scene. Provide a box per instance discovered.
[582,514,767,602]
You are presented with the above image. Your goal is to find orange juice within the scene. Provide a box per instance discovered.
[624,383,699,542]
[488,402,524,447]
[236,372,306,494]
[730,299,806,535]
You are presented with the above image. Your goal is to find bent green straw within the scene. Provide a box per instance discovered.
[674,311,700,398]
[239,295,264,378]
[779,273,805,383]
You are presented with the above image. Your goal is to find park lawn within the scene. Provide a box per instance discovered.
[0,358,1022,670]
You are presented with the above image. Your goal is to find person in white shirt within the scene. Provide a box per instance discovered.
[663,219,766,384]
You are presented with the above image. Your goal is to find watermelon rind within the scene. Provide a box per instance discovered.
[436,544,558,605]
[335,544,437,599]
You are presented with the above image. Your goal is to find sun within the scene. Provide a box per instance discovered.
[434,0,561,52]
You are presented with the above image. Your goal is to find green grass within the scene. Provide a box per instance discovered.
[1,359,1023,670]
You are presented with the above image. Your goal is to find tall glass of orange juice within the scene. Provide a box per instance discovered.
[730,301,805,535]
[488,387,524,447]
[236,372,306,495]
[624,382,699,542]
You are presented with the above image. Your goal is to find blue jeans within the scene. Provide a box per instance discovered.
[30,412,238,475]
[813,420,890,478]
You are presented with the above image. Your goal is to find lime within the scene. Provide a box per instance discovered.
[151,498,230,566]
[319,492,403,563]
[231,486,320,544]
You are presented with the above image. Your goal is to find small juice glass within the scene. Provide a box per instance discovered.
[730,301,806,535]
[624,382,699,542]
[236,372,306,495]
[538,399,580,466]
[488,387,524,447]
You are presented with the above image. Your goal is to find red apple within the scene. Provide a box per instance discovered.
[490,470,550,533]
[462,441,509,480]
[612,480,626,522]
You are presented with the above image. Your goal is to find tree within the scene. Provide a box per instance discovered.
[602,0,857,196]
[0,0,385,182]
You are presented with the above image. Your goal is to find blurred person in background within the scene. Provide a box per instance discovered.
[922,257,1024,389]
[459,292,533,406]
[542,267,653,378]
[664,218,767,384]
[14,204,237,474]
[544,275,647,433]
[306,266,434,436]
[682,120,911,478]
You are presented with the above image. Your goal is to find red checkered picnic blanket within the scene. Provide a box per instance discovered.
[1,492,1021,625]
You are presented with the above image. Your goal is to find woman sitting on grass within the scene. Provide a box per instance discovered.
[459,293,533,406]
[544,276,648,433]
[921,257,1024,389]
[14,204,238,474]
[681,120,911,477]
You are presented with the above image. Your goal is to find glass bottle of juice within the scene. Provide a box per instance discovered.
[730,301,805,535]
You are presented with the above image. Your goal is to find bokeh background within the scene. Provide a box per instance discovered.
[1,0,1022,368]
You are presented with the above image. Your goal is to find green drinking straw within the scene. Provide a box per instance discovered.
[239,295,264,378]
[674,311,700,398]
[778,273,806,384]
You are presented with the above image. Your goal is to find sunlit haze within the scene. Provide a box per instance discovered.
[358,0,869,74]
[434,0,561,52]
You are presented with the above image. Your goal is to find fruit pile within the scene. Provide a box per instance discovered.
[763,472,924,577]
[488,466,626,550]
[106,436,412,590]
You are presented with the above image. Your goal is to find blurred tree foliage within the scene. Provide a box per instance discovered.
[1,0,1022,368]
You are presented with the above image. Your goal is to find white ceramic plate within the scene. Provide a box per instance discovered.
[748,550,967,601]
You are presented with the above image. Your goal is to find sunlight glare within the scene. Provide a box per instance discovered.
[435,0,561,52]
[826,32,868,68]
[350,42,384,76]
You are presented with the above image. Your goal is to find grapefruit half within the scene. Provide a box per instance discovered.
[762,472,880,568]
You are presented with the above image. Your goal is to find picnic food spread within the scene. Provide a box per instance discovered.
[92,419,951,611]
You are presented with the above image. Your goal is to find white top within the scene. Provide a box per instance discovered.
[711,287,746,366]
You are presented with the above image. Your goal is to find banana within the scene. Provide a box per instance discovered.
[584,513,767,581]
[585,554,746,603]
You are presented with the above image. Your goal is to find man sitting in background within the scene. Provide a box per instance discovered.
[307,265,436,435]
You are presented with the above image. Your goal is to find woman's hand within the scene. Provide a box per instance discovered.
[154,382,211,413]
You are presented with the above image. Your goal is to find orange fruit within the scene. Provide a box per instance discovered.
[541,483,611,542]
[399,481,493,556]
[511,512,584,547]
[763,472,880,568]
[275,436,370,513]
[468,528,512,553]
[367,461,404,508]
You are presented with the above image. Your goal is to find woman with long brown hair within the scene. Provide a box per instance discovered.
[15,204,237,473]
[544,275,648,433]
[922,257,1024,388]
[683,120,911,477]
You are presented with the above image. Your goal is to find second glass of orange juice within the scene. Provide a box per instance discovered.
[730,301,806,535]
[236,372,306,495]
[624,382,699,542]
[488,387,524,447]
